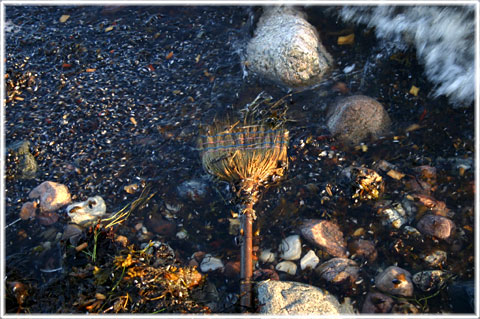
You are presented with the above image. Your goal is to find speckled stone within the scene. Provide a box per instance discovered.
[246,6,333,88]
[326,95,391,145]
[315,257,360,287]
[256,280,343,314]
[300,219,347,258]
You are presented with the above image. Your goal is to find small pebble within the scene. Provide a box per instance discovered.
[275,260,297,276]
[412,270,450,292]
[300,250,319,270]
[348,239,377,263]
[200,254,224,272]
[300,219,347,258]
[423,249,447,267]
[417,214,456,240]
[279,234,302,261]
[361,292,394,313]
[66,196,107,225]
[315,257,359,287]
[375,266,414,297]
[20,201,37,220]
[259,249,276,263]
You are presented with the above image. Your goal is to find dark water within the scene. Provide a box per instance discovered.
[4,5,475,314]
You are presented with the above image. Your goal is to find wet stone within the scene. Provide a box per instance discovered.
[246,6,333,88]
[300,219,347,258]
[326,95,391,145]
[416,214,456,240]
[6,140,38,180]
[256,280,343,314]
[279,234,302,261]
[315,257,360,287]
[200,254,224,272]
[66,196,107,226]
[275,261,297,276]
[28,181,72,213]
[375,266,414,297]
[423,249,447,268]
[412,270,451,292]
[348,239,377,264]
[361,292,394,313]
[253,268,279,282]
[19,201,37,220]
[145,211,176,237]
[300,250,320,270]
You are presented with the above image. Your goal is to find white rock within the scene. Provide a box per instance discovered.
[300,250,319,270]
[66,196,107,225]
[259,249,276,263]
[279,234,302,260]
[275,261,297,276]
[176,228,188,240]
[200,254,224,272]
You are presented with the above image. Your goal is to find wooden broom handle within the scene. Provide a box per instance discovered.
[240,201,254,312]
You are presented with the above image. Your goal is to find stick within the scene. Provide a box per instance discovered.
[240,201,254,312]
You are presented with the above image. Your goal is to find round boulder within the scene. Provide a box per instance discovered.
[326,95,391,145]
[246,6,333,88]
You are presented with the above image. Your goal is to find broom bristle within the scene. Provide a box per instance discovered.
[198,121,289,193]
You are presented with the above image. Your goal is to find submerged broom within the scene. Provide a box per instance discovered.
[198,119,289,312]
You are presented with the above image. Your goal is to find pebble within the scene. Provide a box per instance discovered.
[403,226,422,239]
[275,261,297,276]
[20,201,37,220]
[29,181,72,213]
[200,254,224,272]
[416,214,456,240]
[300,219,347,258]
[253,269,279,281]
[412,270,450,292]
[61,224,84,245]
[7,140,38,180]
[326,95,391,145]
[279,234,302,261]
[361,292,394,313]
[177,179,208,201]
[256,280,343,314]
[145,211,176,237]
[66,196,107,226]
[176,228,188,239]
[348,239,377,263]
[377,201,411,229]
[315,257,360,287]
[300,250,319,270]
[259,249,276,263]
[423,249,447,267]
[245,6,333,88]
[375,266,414,297]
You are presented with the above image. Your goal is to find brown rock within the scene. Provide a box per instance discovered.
[28,181,71,213]
[254,268,280,281]
[315,257,359,287]
[300,219,347,258]
[36,211,59,226]
[224,261,241,279]
[145,212,176,237]
[361,292,394,313]
[326,95,391,145]
[20,201,37,220]
[375,266,414,297]
[416,214,456,240]
[348,239,377,263]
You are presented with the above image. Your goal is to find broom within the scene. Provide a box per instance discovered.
[198,119,289,312]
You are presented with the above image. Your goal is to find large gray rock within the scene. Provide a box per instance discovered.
[246,6,333,88]
[326,95,391,145]
[256,280,344,314]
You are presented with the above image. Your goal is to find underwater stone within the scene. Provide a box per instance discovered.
[412,270,450,292]
[375,266,414,297]
[348,239,377,263]
[7,140,38,180]
[417,214,456,240]
[300,219,347,258]
[66,195,107,226]
[300,250,319,270]
[361,292,394,313]
[177,179,208,201]
[315,257,359,287]
[29,181,72,213]
[326,95,391,145]
[279,234,302,261]
[423,249,447,268]
[200,254,224,272]
[246,6,333,88]
[256,280,343,314]
[259,249,276,263]
[275,261,297,276]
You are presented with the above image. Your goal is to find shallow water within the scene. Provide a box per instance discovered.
[4,5,475,314]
